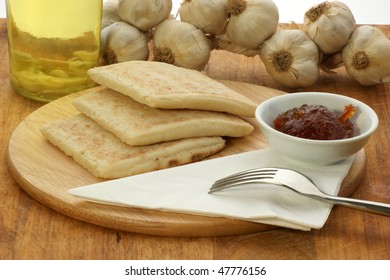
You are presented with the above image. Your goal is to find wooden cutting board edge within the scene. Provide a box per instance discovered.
[6,80,367,237]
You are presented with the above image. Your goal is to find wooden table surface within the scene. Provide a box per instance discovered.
[1,19,389,260]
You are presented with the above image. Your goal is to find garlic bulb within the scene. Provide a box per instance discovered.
[179,0,228,35]
[342,25,390,86]
[260,29,319,88]
[102,0,121,30]
[101,22,149,65]
[223,0,279,49]
[304,1,355,54]
[118,0,172,31]
[153,19,211,71]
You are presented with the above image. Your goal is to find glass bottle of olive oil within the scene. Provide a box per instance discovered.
[6,0,102,102]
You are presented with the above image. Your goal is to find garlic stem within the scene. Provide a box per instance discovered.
[305,2,329,23]
[351,52,369,70]
[226,0,247,16]
[272,51,293,72]
[154,47,175,65]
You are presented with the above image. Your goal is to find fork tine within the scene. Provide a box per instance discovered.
[213,168,277,184]
[214,168,278,183]
[212,171,275,188]
[209,168,278,194]
[208,178,272,193]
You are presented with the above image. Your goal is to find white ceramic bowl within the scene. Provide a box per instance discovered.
[255,92,378,165]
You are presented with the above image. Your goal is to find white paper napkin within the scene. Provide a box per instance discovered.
[68,148,355,231]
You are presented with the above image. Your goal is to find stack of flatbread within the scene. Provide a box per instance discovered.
[41,61,258,179]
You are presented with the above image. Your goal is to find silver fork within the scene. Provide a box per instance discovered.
[209,167,390,216]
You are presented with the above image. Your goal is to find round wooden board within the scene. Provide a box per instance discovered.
[7,80,366,237]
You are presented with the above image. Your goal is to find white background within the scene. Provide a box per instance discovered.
[1,0,390,24]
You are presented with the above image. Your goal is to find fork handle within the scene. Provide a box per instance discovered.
[316,194,390,216]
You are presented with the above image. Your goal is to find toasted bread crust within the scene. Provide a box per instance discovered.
[40,114,225,179]
[73,87,254,146]
[87,61,258,117]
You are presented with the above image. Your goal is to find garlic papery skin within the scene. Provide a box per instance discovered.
[101,22,149,65]
[102,0,121,30]
[215,39,259,57]
[118,0,172,31]
[179,0,228,35]
[259,29,319,88]
[304,1,355,54]
[153,19,211,71]
[342,25,390,86]
[224,0,279,49]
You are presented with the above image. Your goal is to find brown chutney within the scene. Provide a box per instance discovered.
[273,104,356,140]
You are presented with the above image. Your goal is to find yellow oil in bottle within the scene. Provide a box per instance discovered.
[6,0,102,102]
